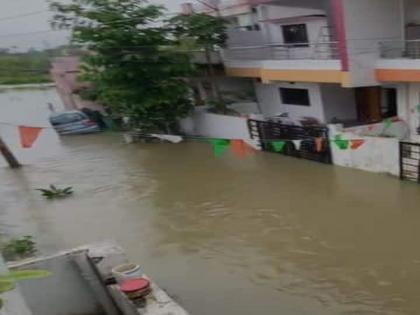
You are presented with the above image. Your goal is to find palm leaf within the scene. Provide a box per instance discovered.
[0,281,14,294]
[0,270,51,282]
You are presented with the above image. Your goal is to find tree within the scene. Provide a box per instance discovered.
[169,13,228,112]
[50,0,194,132]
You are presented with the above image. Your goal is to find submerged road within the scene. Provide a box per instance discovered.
[1,87,420,315]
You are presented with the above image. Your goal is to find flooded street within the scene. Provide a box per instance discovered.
[2,87,420,315]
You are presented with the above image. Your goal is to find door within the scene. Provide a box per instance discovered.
[356,87,382,122]
[381,88,398,118]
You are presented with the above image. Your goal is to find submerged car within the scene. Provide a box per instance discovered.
[49,111,101,135]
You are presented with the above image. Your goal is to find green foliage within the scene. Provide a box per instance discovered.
[169,13,228,111]
[1,236,37,262]
[0,270,51,309]
[50,0,195,132]
[169,13,228,49]
[0,52,51,85]
[36,185,73,200]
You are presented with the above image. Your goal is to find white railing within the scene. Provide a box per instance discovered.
[224,42,340,60]
[380,40,420,59]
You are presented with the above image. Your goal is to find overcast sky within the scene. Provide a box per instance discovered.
[0,0,187,51]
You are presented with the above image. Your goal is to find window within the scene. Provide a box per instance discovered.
[282,24,309,47]
[280,88,310,106]
[50,113,86,125]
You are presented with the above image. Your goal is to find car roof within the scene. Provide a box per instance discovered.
[50,111,85,118]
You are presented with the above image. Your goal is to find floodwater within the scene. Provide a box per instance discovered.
[2,87,420,315]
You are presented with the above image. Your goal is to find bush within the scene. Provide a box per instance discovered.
[1,236,37,261]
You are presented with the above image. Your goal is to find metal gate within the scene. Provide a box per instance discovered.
[400,142,420,182]
[248,119,332,164]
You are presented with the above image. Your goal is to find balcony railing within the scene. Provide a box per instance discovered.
[380,40,420,59]
[224,42,340,61]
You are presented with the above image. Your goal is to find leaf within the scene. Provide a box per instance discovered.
[62,187,73,194]
[35,189,51,194]
[0,270,51,282]
[0,281,14,294]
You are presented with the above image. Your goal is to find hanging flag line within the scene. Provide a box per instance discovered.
[0,120,371,152]
[0,121,53,129]
[208,137,366,158]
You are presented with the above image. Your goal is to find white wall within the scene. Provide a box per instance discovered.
[329,124,400,176]
[260,5,325,21]
[343,0,403,85]
[321,84,357,123]
[255,82,326,122]
[344,120,409,139]
[342,0,403,86]
[179,109,259,148]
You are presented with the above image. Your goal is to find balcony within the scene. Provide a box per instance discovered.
[377,40,420,82]
[380,40,420,59]
[223,42,343,84]
[225,42,340,60]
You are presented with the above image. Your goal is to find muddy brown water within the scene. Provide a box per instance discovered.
[2,87,420,315]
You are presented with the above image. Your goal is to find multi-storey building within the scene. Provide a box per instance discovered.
[187,0,420,142]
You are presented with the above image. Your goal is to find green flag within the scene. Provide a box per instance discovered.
[334,139,349,150]
[210,139,230,157]
[271,141,286,153]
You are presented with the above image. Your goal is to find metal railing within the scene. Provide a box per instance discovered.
[224,42,340,60]
[380,40,420,59]
[400,142,420,182]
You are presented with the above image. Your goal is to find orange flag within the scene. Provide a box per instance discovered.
[351,139,365,150]
[18,126,42,149]
[230,140,256,159]
[314,137,323,152]
[230,140,246,159]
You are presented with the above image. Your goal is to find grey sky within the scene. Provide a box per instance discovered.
[0,0,187,51]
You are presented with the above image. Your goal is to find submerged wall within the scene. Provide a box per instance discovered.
[329,124,400,176]
[179,108,260,148]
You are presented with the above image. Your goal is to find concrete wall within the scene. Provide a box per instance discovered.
[321,84,357,123]
[14,254,105,315]
[342,0,403,86]
[255,82,326,122]
[179,109,259,148]
[329,124,400,176]
[260,5,325,21]
[228,102,261,114]
[344,120,409,139]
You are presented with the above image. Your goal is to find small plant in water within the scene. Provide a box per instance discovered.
[1,236,36,262]
[36,185,73,200]
[0,269,51,309]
